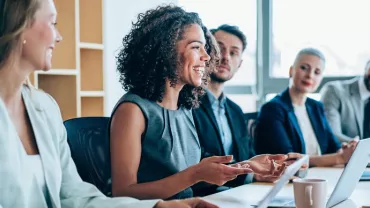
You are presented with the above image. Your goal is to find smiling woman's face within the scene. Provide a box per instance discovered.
[22,0,62,71]
[176,24,210,87]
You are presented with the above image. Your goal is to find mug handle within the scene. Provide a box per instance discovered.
[305,185,313,207]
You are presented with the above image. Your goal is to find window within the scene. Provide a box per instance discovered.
[272,0,370,78]
[178,0,257,85]
[227,94,257,112]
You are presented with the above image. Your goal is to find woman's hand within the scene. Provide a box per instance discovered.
[337,137,359,164]
[253,173,280,183]
[245,154,288,177]
[191,155,253,186]
[285,153,308,168]
[234,154,292,182]
[250,153,307,182]
[155,198,219,208]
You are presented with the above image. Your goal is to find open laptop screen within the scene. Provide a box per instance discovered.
[256,155,309,208]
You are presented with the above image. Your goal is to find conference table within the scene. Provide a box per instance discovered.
[203,167,370,208]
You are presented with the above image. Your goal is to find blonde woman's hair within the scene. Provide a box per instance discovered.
[293,47,326,68]
[0,0,42,68]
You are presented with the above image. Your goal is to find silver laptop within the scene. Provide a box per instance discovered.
[254,138,370,208]
[325,138,370,207]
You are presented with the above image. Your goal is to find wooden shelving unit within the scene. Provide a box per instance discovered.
[81,97,104,117]
[80,49,103,91]
[38,75,78,120]
[31,0,105,120]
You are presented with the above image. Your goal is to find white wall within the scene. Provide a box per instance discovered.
[103,0,178,115]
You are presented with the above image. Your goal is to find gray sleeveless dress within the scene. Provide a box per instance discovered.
[110,92,201,199]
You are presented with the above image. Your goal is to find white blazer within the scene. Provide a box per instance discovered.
[0,86,159,208]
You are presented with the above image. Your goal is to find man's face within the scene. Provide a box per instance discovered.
[210,30,243,83]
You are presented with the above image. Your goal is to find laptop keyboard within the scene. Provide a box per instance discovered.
[268,197,295,206]
[284,200,296,206]
[269,195,331,207]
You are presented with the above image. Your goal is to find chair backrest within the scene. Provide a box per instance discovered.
[243,112,259,139]
[63,117,112,196]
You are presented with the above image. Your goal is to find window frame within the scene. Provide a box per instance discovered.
[255,0,355,108]
[178,0,357,112]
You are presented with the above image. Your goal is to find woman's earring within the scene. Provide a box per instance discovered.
[23,40,27,44]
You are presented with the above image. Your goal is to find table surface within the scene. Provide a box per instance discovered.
[203,167,370,208]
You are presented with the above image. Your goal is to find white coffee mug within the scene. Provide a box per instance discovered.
[293,178,327,208]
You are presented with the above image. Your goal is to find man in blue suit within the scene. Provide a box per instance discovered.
[192,25,274,196]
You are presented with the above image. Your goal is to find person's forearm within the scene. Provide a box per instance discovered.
[309,153,341,167]
[113,166,199,200]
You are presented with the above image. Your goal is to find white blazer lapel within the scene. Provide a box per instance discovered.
[22,88,61,208]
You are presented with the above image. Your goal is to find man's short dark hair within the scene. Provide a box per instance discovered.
[210,24,247,51]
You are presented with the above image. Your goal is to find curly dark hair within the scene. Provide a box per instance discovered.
[116,4,220,109]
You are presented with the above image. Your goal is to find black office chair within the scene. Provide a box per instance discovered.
[64,117,112,196]
[243,112,259,139]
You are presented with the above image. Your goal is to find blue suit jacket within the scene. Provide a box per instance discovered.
[193,94,255,162]
[191,93,255,196]
[255,88,341,155]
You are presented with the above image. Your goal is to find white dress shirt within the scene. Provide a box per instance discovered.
[293,104,322,156]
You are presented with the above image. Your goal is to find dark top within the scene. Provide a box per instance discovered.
[255,88,341,155]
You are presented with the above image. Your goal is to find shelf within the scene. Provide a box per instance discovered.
[80,49,103,91]
[79,0,103,44]
[36,69,78,76]
[53,0,76,69]
[81,97,104,116]
[79,42,104,50]
[80,91,105,97]
[30,0,105,120]
[38,75,77,121]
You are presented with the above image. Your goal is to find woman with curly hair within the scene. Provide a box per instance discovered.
[109,5,289,200]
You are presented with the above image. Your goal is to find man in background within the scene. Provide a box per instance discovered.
[192,24,275,196]
[320,60,370,142]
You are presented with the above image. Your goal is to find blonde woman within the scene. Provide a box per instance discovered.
[255,48,357,167]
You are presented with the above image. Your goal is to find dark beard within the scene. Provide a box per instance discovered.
[210,73,228,83]
[365,75,370,91]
